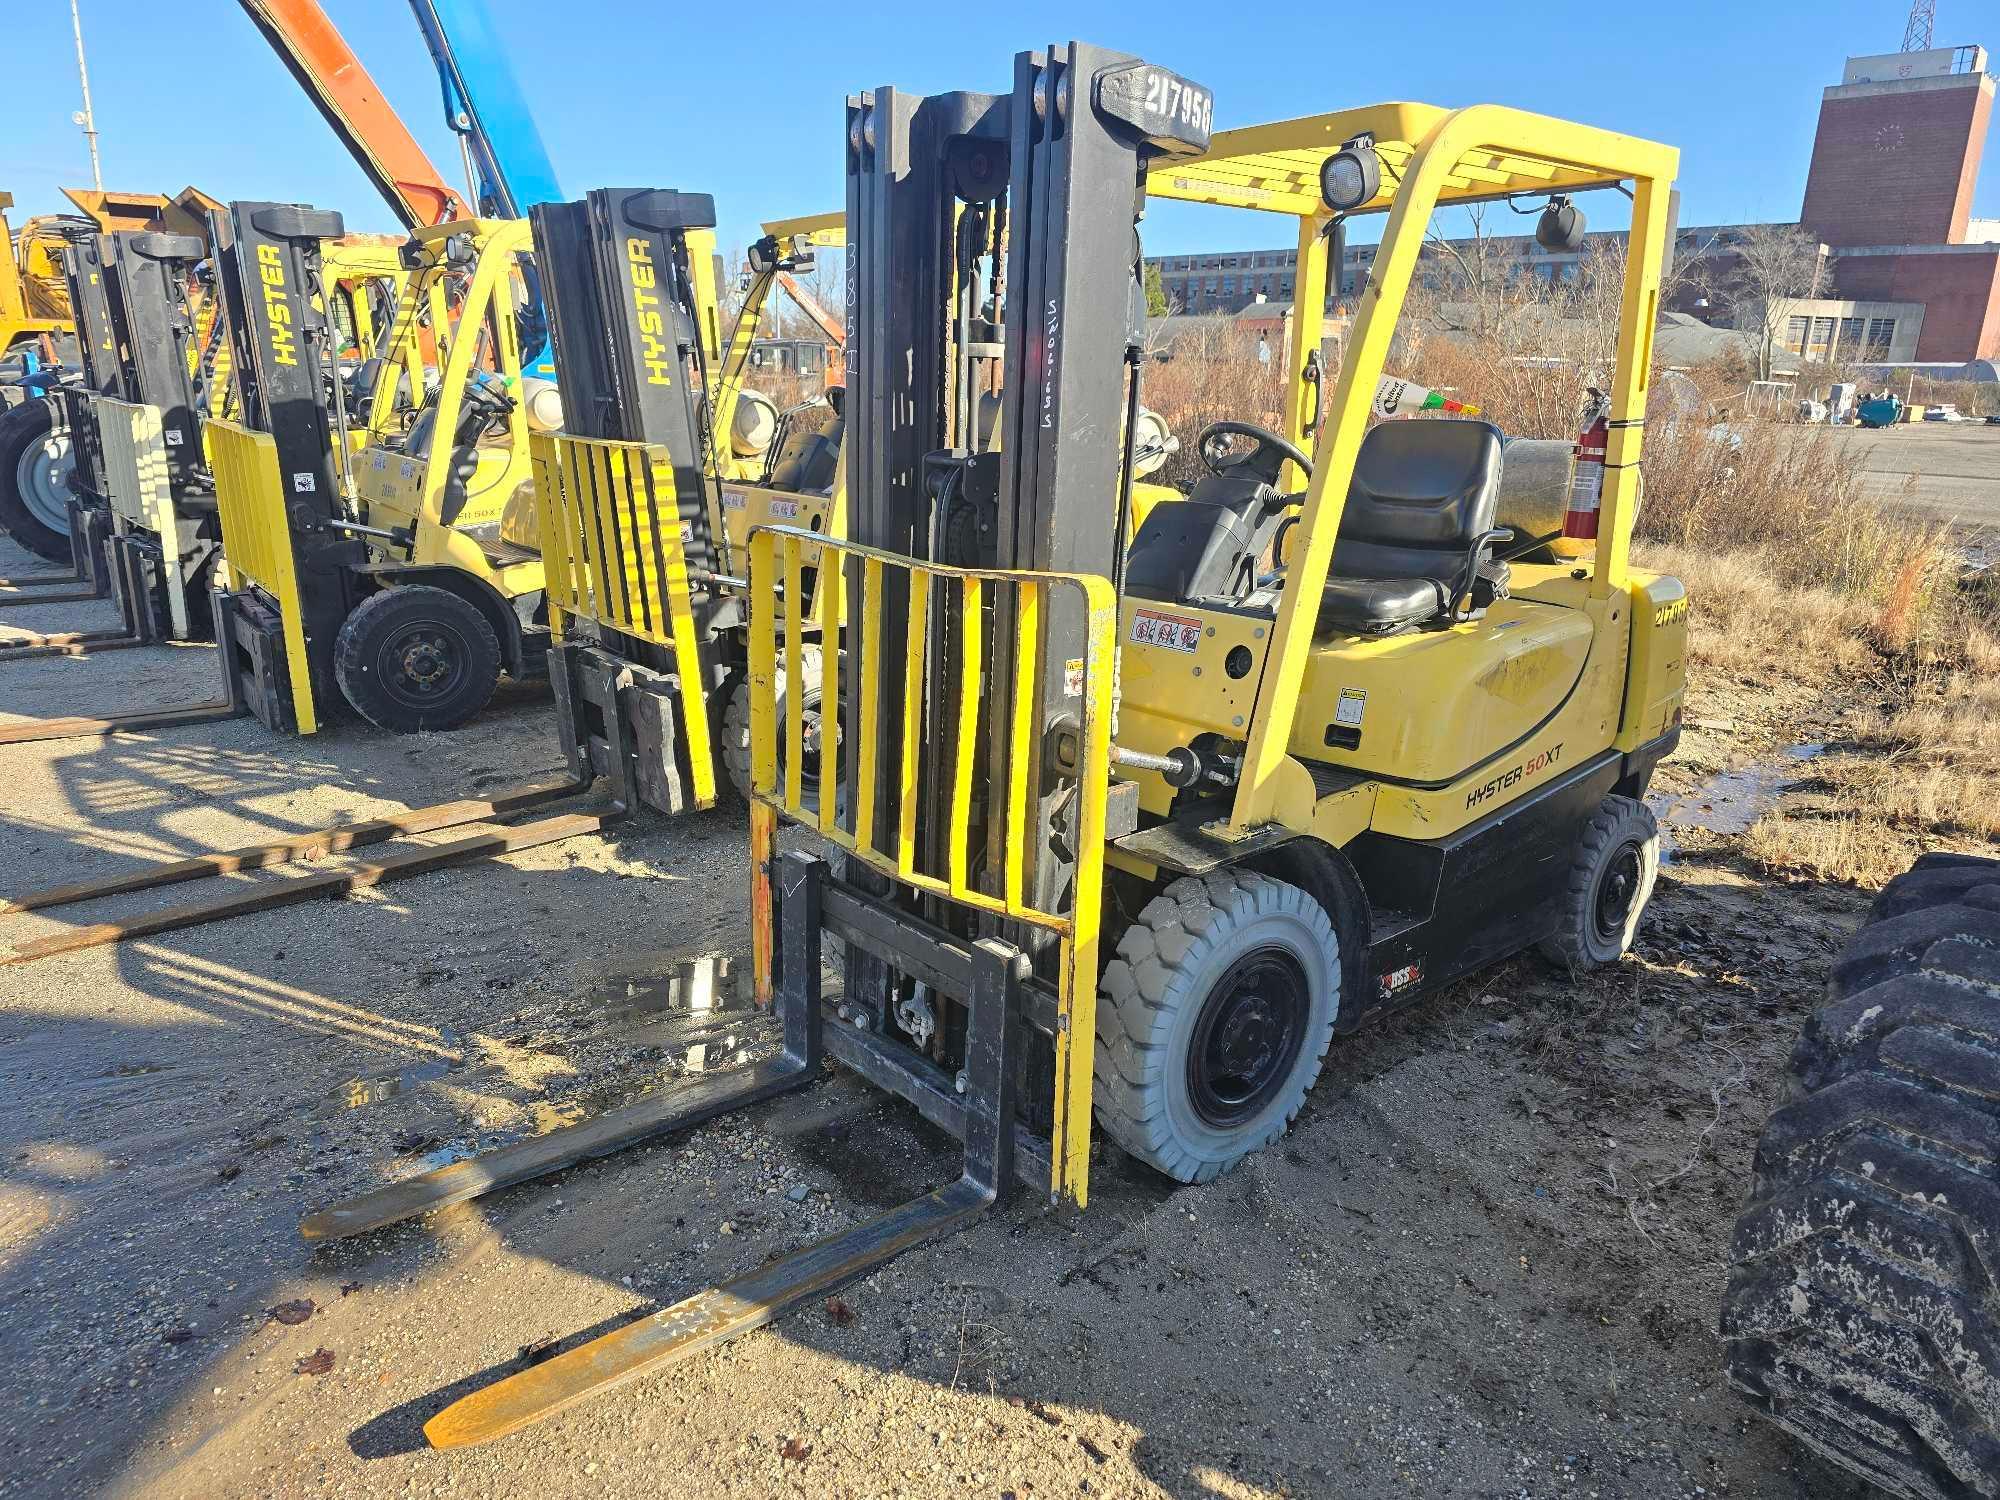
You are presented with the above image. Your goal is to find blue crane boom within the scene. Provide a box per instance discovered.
[403,0,564,220]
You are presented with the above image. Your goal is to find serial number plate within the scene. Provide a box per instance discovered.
[1130,607,1203,653]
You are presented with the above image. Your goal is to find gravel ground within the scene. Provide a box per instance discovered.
[0,531,1887,1499]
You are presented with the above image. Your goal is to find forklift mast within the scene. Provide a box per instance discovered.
[61,233,120,399]
[532,189,722,588]
[529,187,729,815]
[99,233,210,493]
[208,202,366,729]
[839,44,1213,1003]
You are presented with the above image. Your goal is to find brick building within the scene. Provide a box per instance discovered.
[1805,47,2000,362]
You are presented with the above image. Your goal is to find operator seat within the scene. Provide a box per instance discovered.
[1317,418,1507,636]
[766,387,845,495]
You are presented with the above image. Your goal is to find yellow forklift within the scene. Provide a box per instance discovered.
[530,198,849,815]
[201,205,549,735]
[408,50,1688,1447]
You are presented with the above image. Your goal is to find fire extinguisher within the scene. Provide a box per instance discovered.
[1563,390,1610,540]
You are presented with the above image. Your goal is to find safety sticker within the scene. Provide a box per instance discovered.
[721,488,747,510]
[1130,607,1203,653]
[291,472,316,493]
[1064,657,1085,697]
[1335,688,1367,728]
[769,498,800,520]
[163,429,184,447]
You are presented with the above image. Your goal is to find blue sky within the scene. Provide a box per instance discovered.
[7,0,1997,260]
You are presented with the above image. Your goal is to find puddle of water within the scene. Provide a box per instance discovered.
[1653,742,1826,847]
[318,1058,458,1114]
[589,955,751,1028]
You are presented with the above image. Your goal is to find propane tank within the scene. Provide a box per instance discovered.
[519,377,564,435]
[1563,392,1610,540]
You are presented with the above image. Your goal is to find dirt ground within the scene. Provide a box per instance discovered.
[0,531,1919,1500]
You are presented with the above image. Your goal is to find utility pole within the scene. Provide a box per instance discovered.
[69,0,103,191]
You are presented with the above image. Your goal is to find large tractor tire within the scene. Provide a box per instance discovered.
[0,396,76,561]
[1722,852,2000,1498]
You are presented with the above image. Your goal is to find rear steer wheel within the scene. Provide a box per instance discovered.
[1538,793,1659,970]
[334,585,502,734]
[0,396,76,561]
[1095,870,1342,1184]
[1720,853,2000,1499]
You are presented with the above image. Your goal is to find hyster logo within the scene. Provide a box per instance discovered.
[626,237,673,386]
[255,244,297,368]
[1465,742,1564,810]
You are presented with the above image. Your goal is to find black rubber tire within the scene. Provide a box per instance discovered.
[333,585,502,734]
[0,396,75,561]
[1721,852,2000,1500]
[721,645,826,809]
[1537,793,1659,969]
[1095,870,1342,1184]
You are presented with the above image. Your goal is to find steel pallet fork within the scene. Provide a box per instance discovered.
[0,770,614,965]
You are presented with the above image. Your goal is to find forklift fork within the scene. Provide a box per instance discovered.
[421,851,1024,1449]
[0,585,246,746]
[0,504,112,606]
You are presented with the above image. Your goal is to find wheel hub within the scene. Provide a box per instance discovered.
[14,428,75,536]
[1186,949,1309,1129]
[385,626,463,699]
[1594,843,1644,944]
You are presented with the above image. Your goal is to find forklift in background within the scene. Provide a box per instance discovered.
[0,191,73,381]
[0,223,412,661]
[202,203,549,736]
[0,187,224,566]
[14,224,231,651]
[0,203,842,967]
[411,46,1690,1448]
[533,197,849,815]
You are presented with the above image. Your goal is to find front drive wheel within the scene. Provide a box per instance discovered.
[1539,794,1659,970]
[334,585,501,733]
[1095,870,1342,1184]
[720,645,835,811]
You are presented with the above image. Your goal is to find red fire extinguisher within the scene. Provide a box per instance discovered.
[1563,391,1610,540]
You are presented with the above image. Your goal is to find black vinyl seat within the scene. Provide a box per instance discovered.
[1318,418,1507,636]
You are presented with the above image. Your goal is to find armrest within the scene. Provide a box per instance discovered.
[1452,529,1513,621]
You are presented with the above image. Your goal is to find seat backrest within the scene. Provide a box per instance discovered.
[766,409,844,494]
[1329,418,1505,583]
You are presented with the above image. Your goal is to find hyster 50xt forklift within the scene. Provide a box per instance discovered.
[415,48,1686,1447]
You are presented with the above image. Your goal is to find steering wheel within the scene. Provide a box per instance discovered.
[1197,421,1313,486]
